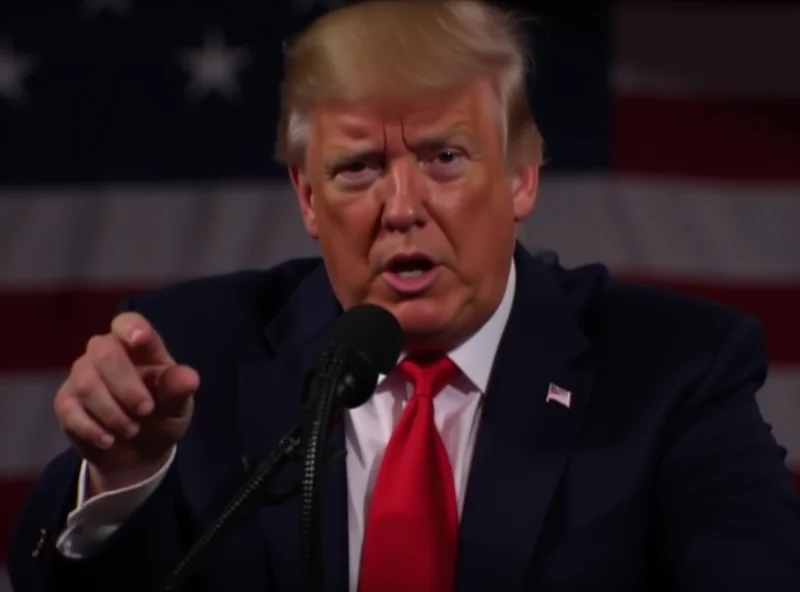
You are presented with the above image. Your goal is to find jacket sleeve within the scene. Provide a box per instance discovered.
[7,296,196,592]
[7,446,192,592]
[657,314,800,590]
[57,450,175,559]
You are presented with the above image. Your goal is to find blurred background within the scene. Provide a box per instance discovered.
[0,0,798,587]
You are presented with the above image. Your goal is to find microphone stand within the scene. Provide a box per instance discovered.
[159,364,353,592]
[299,348,347,592]
[159,346,375,592]
[299,345,374,592]
[158,427,304,592]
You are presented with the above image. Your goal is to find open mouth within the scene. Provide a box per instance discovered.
[382,254,441,295]
[387,255,435,278]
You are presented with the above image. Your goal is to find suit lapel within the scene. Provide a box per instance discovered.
[456,247,597,592]
[234,247,597,591]
[237,262,350,592]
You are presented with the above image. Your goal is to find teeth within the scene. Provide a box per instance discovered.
[397,270,425,278]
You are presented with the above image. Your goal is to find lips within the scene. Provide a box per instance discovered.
[381,253,441,296]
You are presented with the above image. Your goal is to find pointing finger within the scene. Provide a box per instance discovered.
[111,312,175,365]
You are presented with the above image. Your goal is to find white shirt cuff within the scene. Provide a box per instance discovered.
[56,446,176,558]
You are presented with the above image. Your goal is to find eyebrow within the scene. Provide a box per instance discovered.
[323,147,384,174]
[407,123,476,152]
[322,122,477,172]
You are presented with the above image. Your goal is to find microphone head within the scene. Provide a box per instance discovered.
[318,303,403,407]
[326,303,403,374]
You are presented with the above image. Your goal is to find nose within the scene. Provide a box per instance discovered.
[380,158,429,232]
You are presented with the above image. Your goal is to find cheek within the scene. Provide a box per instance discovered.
[315,191,380,255]
[428,176,515,267]
[314,187,361,227]
[429,171,505,230]
[314,192,383,306]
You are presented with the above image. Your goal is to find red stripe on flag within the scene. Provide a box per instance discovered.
[614,94,800,181]
[0,286,146,373]
[617,275,800,365]
[0,279,798,372]
[0,475,37,565]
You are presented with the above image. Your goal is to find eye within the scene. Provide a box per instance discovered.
[339,161,368,174]
[332,157,383,188]
[435,150,459,164]
[422,148,467,179]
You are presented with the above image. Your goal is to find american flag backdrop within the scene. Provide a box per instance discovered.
[1,0,798,588]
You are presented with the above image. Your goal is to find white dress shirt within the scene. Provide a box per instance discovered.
[56,262,516,591]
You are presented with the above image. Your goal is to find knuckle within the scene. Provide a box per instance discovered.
[84,393,128,428]
[87,335,119,364]
[53,390,71,417]
[118,385,148,409]
[88,402,125,433]
[69,366,97,398]
[58,404,83,434]
[69,355,86,377]
[85,334,107,353]
[105,414,130,434]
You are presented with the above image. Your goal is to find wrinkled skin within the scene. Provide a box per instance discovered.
[290,77,539,353]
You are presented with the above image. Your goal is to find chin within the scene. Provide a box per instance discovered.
[383,297,455,348]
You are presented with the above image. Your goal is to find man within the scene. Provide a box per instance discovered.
[8,1,800,591]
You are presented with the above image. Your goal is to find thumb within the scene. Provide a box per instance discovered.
[143,364,199,417]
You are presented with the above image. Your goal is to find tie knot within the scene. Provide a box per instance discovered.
[397,356,459,400]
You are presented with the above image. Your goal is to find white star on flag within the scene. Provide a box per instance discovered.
[177,28,251,103]
[546,383,572,409]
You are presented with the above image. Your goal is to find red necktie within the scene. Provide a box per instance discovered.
[358,356,461,592]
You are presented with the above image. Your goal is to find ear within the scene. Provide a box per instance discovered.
[510,163,539,222]
[288,165,319,239]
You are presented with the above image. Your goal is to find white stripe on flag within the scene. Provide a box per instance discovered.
[524,177,799,278]
[0,374,67,474]
[1,177,798,286]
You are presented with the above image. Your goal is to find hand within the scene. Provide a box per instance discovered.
[54,312,199,496]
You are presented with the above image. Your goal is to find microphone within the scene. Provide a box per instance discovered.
[299,304,403,592]
[158,303,402,592]
[304,302,404,406]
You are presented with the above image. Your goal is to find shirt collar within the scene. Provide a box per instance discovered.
[378,260,516,394]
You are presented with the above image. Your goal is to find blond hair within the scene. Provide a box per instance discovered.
[275,0,543,169]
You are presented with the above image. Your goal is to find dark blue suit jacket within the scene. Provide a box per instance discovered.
[9,246,800,591]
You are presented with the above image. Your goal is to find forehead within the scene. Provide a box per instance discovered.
[308,78,499,145]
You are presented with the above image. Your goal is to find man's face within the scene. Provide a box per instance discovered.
[290,78,538,351]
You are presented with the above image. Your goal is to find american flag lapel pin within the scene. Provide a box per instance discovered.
[546,383,572,409]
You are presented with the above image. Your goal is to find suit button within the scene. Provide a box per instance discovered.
[31,528,46,558]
